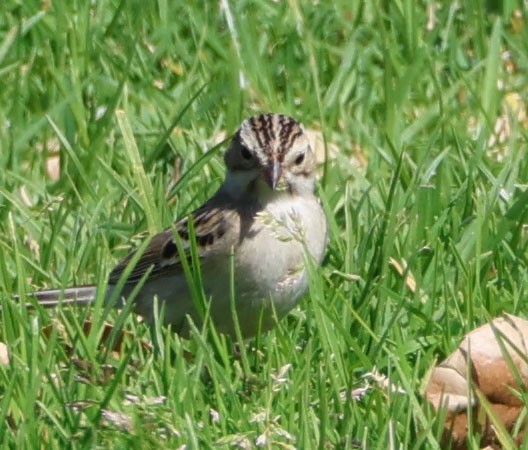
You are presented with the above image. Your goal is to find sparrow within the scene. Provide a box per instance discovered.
[31,113,328,338]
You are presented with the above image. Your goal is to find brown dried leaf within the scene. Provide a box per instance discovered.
[425,314,528,449]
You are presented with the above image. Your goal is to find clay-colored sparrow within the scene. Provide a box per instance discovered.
[33,113,327,338]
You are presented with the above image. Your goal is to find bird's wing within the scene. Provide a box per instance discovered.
[108,205,238,285]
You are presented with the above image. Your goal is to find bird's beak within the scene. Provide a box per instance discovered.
[264,160,282,190]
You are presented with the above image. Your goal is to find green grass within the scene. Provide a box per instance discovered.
[1,0,528,448]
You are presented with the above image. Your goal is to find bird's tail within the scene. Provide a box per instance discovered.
[24,285,98,308]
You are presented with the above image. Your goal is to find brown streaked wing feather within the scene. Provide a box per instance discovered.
[108,206,236,285]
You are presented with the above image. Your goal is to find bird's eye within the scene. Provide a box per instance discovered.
[294,153,305,165]
[241,146,252,160]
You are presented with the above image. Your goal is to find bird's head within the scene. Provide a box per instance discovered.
[224,113,316,198]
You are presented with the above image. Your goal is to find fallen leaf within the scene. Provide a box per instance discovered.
[425,314,528,449]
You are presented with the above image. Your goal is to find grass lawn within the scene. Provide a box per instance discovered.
[1,1,528,448]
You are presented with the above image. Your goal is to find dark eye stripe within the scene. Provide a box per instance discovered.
[241,146,252,159]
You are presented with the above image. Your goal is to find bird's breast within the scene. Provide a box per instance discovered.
[232,195,327,313]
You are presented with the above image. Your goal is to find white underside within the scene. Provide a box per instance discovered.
[108,194,327,338]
